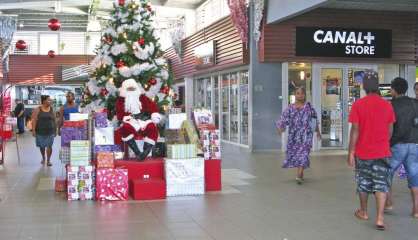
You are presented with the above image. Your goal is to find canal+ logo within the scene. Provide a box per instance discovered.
[313,30,376,56]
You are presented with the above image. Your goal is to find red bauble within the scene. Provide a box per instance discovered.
[103,35,113,44]
[160,86,170,95]
[147,5,152,12]
[47,50,56,58]
[100,88,109,96]
[15,40,27,50]
[118,0,125,6]
[48,18,61,31]
[116,60,125,68]
[138,37,145,46]
[148,78,157,86]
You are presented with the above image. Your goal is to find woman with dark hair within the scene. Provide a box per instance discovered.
[31,95,56,166]
[276,87,321,184]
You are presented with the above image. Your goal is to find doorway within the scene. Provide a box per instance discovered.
[312,64,378,149]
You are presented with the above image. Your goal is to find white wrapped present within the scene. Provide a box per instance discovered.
[165,157,204,197]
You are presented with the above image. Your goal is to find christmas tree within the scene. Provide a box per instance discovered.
[82,0,173,117]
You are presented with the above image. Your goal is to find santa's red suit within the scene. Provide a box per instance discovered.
[116,94,161,145]
[115,78,162,160]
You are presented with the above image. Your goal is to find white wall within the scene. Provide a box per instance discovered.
[267,0,328,24]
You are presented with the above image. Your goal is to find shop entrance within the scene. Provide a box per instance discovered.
[312,64,378,149]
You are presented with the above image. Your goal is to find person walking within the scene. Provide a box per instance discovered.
[347,70,396,231]
[58,91,79,134]
[385,77,418,218]
[31,95,57,167]
[276,87,321,184]
[13,99,25,134]
[414,82,418,99]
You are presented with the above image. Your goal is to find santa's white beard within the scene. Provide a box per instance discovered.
[125,90,142,114]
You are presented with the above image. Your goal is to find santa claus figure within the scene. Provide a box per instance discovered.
[116,78,162,161]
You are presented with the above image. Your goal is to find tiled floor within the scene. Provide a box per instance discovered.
[0,133,417,240]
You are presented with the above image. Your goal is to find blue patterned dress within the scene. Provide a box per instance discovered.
[276,103,317,169]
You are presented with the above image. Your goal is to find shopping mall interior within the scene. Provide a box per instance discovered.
[1,0,418,239]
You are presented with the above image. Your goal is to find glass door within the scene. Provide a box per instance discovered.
[320,68,344,148]
[313,64,378,149]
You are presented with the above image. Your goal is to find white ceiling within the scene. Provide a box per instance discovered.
[0,0,204,31]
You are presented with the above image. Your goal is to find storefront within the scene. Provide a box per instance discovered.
[259,8,418,150]
[165,16,249,147]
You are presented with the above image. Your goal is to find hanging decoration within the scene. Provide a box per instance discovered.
[15,40,27,50]
[48,50,56,58]
[116,59,125,68]
[169,17,185,60]
[148,78,157,86]
[48,18,61,31]
[227,0,248,47]
[0,16,17,78]
[138,37,145,46]
[118,0,126,6]
[253,0,264,45]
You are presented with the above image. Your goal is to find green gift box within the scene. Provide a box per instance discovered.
[167,144,197,159]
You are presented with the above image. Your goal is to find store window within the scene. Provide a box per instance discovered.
[193,70,249,146]
[39,33,59,55]
[288,63,312,104]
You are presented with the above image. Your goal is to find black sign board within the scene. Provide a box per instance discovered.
[296,27,392,58]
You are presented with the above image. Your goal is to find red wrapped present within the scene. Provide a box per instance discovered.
[55,177,67,192]
[97,152,114,168]
[96,168,129,201]
[205,159,222,191]
[131,178,166,200]
[63,120,88,128]
[114,158,164,181]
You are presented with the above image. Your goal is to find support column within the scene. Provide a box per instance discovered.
[184,77,194,119]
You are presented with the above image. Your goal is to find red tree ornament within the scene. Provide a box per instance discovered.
[100,88,109,97]
[118,0,125,6]
[147,5,152,12]
[138,37,145,46]
[160,86,170,95]
[48,50,56,58]
[116,60,125,68]
[15,40,27,50]
[103,35,113,44]
[48,18,61,31]
[148,78,157,86]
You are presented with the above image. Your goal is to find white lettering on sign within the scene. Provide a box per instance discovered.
[313,29,377,56]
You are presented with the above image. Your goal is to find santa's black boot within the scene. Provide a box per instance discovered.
[139,142,154,161]
[126,139,143,161]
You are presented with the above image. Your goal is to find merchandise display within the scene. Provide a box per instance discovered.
[96,152,115,168]
[94,127,115,146]
[94,112,108,128]
[168,113,187,129]
[164,129,187,144]
[70,140,90,166]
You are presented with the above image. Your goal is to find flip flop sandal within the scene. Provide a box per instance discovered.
[354,209,369,220]
[376,225,386,231]
[47,162,52,167]
[296,178,303,185]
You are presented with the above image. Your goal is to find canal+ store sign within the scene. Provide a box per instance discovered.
[296,27,392,58]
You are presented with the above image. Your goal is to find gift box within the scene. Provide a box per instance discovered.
[95,112,108,128]
[168,113,187,129]
[166,144,197,159]
[114,159,164,181]
[164,129,186,144]
[205,159,222,191]
[55,177,67,192]
[63,120,87,128]
[131,179,166,200]
[210,130,221,146]
[165,157,204,196]
[95,127,115,145]
[97,152,114,168]
[96,168,129,201]
[70,113,88,121]
[211,145,221,160]
[61,127,88,147]
[169,108,182,114]
[66,165,95,200]
[94,145,123,153]
[181,120,200,145]
[70,140,90,165]
[60,147,71,164]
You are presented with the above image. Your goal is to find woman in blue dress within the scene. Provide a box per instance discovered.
[276,87,321,184]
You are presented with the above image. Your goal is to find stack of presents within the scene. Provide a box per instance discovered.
[55,108,221,201]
